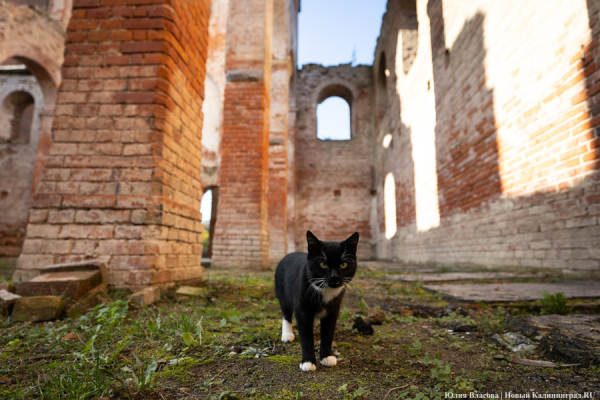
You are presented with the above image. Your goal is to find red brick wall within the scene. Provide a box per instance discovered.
[13,0,210,288]
[295,64,375,258]
[373,0,600,275]
[212,81,271,269]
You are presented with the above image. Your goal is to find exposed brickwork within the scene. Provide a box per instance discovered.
[211,0,273,270]
[212,81,270,269]
[373,0,600,275]
[267,0,293,265]
[13,0,211,288]
[295,64,376,259]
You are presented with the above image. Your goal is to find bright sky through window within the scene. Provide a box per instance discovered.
[317,97,351,140]
[200,190,212,223]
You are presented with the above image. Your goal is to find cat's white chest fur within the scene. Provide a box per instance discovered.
[321,286,344,304]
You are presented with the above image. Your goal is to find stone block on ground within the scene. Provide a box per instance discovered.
[0,289,21,316]
[0,283,15,293]
[386,272,534,283]
[66,288,112,319]
[128,286,160,308]
[174,286,205,299]
[507,314,600,367]
[41,260,109,288]
[423,281,600,302]
[366,308,386,325]
[12,296,65,322]
[17,269,102,301]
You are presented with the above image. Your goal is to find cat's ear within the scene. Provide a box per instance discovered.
[344,232,359,254]
[306,231,321,254]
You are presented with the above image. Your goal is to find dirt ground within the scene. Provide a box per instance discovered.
[1,265,599,399]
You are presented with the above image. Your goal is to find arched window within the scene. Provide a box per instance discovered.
[316,84,353,141]
[384,173,397,239]
[376,52,388,123]
[0,91,35,142]
[200,187,219,258]
[317,97,350,140]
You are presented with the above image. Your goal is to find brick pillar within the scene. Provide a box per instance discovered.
[13,0,210,289]
[212,0,273,270]
[267,0,291,266]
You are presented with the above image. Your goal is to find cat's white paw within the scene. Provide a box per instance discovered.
[281,333,294,342]
[320,356,337,367]
[299,362,316,372]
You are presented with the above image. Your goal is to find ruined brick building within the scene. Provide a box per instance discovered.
[0,0,598,288]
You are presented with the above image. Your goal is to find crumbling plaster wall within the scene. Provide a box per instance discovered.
[0,2,65,258]
[374,0,600,276]
[201,0,228,189]
[295,64,376,258]
[0,74,44,257]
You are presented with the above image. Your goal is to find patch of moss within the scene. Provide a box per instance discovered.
[153,358,200,383]
[266,355,299,366]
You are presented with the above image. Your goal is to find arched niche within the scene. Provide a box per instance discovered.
[0,57,47,258]
[0,91,35,142]
[376,51,388,123]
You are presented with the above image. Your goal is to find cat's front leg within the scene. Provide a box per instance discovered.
[295,310,317,372]
[319,309,339,367]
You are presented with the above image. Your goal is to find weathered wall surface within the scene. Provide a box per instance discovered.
[295,64,376,258]
[211,0,274,270]
[374,0,600,275]
[200,0,228,189]
[0,2,65,259]
[13,0,211,288]
[0,74,44,257]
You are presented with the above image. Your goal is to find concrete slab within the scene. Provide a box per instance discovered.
[524,314,600,341]
[424,281,600,302]
[386,272,532,282]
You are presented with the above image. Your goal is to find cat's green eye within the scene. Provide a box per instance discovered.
[320,262,328,269]
[340,262,348,269]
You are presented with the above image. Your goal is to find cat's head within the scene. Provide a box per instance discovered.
[306,231,359,289]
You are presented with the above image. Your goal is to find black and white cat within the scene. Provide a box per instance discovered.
[274,231,359,372]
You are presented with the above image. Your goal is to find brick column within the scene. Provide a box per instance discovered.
[212,0,273,270]
[267,0,291,266]
[13,0,210,289]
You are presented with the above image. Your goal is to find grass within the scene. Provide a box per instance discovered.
[1,269,599,399]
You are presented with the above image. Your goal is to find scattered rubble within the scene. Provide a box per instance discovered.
[0,289,21,316]
[175,286,205,299]
[128,286,160,308]
[506,314,600,367]
[0,282,15,293]
[66,288,112,318]
[492,332,536,354]
[366,308,386,325]
[16,260,106,301]
[11,296,65,322]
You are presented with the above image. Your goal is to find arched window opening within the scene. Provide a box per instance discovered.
[0,91,35,143]
[200,187,219,258]
[384,173,397,239]
[317,96,351,140]
[376,52,388,123]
